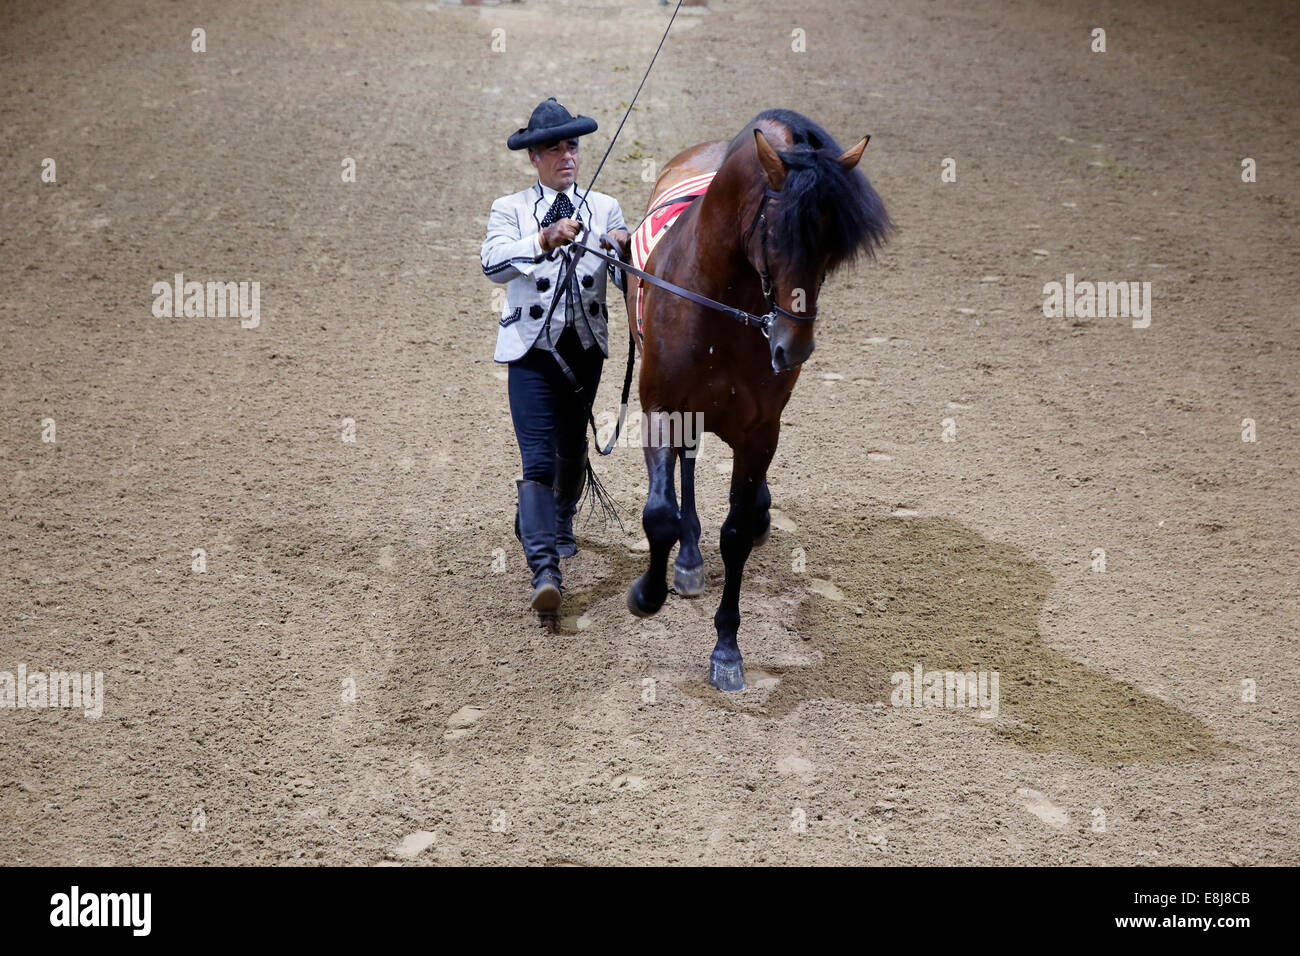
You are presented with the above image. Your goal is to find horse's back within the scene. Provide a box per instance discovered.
[647,140,729,209]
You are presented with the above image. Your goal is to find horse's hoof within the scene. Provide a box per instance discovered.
[626,586,651,617]
[672,561,706,597]
[708,655,746,692]
[626,578,665,618]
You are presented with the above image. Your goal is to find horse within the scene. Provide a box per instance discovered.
[621,108,891,691]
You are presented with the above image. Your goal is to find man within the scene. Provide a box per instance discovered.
[481,97,631,617]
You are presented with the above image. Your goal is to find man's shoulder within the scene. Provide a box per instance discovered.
[581,188,624,210]
[492,183,543,209]
[575,190,625,226]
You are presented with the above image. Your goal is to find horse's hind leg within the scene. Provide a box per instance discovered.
[672,440,706,596]
[626,434,679,618]
[709,445,773,691]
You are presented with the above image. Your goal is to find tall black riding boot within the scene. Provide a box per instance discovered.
[516,479,562,612]
[553,449,588,558]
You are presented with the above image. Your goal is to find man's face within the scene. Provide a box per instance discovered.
[529,138,580,190]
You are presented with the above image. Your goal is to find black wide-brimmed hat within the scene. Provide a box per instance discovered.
[507,97,598,151]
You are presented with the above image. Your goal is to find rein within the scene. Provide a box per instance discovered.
[576,184,819,338]
[572,236,779,335]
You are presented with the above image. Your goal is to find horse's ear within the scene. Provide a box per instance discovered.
[753,129,788,190]
[836,135,870,170]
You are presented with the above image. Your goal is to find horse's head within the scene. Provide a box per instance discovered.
[743,115,891,373]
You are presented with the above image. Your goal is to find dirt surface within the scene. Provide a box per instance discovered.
[1,0,1297,865]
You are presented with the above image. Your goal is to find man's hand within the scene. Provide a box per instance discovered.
[601,228,632,259]
[540,217,582,252]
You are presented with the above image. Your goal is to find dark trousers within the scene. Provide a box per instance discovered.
[508,326,604,485]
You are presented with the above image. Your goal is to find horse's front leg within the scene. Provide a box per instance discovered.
[672,437,706,596]
[626,413,680,617]
[709,445,774,691]
[753,476,772,547]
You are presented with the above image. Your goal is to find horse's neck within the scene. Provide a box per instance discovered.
[683,154,761,294]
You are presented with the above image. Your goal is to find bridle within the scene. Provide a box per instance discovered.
[743,186,818,337]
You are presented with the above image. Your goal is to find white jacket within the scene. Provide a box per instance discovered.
[481,181,626,364]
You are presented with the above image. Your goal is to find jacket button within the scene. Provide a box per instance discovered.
[582,274,594,288]
[529,305,544,319]
[588,302,599,316]
[536,277,550,292]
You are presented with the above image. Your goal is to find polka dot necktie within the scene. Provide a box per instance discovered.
[540,191,576,228]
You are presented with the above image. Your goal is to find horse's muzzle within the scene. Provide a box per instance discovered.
[771,338,814,373]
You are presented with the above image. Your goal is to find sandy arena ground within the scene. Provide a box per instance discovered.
[1,0,1297,865]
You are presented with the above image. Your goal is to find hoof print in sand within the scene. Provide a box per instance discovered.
[1016,787,1070,829]
[391,830,437,860]
[444,705,484,739]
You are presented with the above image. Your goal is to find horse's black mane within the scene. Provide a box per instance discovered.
[725,108,892,278]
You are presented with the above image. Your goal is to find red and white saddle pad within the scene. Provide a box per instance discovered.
[630,171,717,338]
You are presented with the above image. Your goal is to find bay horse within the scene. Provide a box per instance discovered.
[622,108,891,691]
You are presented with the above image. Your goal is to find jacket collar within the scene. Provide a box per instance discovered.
[537,180,577,204]
[530,181,589,231]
